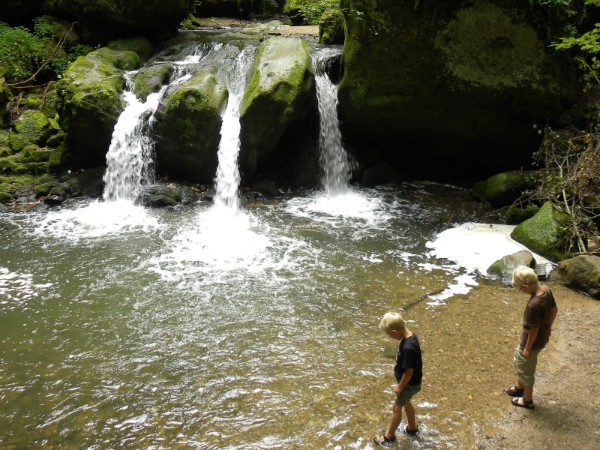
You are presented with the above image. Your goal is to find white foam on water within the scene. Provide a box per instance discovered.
[424,222,553,304]
[427,223,551,274]
[152,206,273,279]
[35,200,161,241]
[285,190,387,225]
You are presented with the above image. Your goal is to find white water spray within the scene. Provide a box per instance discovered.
[213,46,255,211]
[103,73,166,202]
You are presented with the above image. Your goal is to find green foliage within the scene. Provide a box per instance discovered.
[0,18,93,86]
[0,22,45,83]
[531,127,600,254]
[294,0,340,25]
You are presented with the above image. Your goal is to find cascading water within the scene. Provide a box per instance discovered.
[213,46,255,211]
[287,47,379,219]
[313,47,353,196]
[158,44,271,270]
[102,73,165,202]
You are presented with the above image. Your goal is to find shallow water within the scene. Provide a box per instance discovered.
[0,184,531,448]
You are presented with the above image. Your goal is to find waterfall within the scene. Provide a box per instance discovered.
[313,47,353,196]
[103,73,166,202]
[213,46,255,212]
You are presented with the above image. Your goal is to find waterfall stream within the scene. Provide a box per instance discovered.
[102,74,166,202]
[313,47,353,196]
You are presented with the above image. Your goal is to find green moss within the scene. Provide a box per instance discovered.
[91,48,141,71]
[107,37,155,63]
[511,201,570,261]
[319,8,345,45]
[0,173,54,201]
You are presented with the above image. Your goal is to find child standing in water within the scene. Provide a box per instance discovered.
[374,312,423,446]
[504,266,558,409]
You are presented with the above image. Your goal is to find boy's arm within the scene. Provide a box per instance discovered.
[393,368,414,394]
[523,327,539,359]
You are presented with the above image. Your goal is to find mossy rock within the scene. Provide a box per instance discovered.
[504,203,540,225]
[10,110,55,151]
[0,174,54,202]
[487,249,535,282]
[558,255,600,299]
[338,0,577,175]
[107,37,155,64]
[471,170,537,207]
[319,8,345,45]
[0,191,13,204]
[90,48,141,71]
[239,37,314,180]
[134,64,175,102]
[153,72,228,182]
[511,201,571,262]
[55,51,127,166]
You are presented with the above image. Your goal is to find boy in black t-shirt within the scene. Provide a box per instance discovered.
[374,312,423,447]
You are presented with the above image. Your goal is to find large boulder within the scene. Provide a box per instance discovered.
[511,201,570,262]
[558,255,600,299]
[239,37,314,180]
[487,249,535,283]
[153,72,228,182]
[471,170,537,207]
[194,0,256,19]
[338,0,577,177]
[56,47,140,167]
[41,0,190,38]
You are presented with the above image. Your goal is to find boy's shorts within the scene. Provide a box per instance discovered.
[514,345,540,386]
[396,384,421,406]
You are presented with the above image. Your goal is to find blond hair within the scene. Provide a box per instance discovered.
[379,312,406,333]
[511,266,539,290]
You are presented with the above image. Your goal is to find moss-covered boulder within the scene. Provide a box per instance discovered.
[511,201,570,262]
[319,8,345,45]
[471,170,537,207]
[239,37,314,180]
[558,255,600,299]
[107,37,155,64]
[55,48,137,166]
[153,72,228,182]
[339,0,577,176]
[134,64,175,102]
[8,110,58,152]
[42,0,190,37]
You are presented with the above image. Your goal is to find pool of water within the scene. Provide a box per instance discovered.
[1,183,525,448]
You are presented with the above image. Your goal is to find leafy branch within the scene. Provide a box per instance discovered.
[532,127,600,254]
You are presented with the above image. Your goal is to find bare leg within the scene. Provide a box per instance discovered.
[404,400,418,431]
[384,400,403,439]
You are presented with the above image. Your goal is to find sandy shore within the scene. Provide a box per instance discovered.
[480,282,600,449]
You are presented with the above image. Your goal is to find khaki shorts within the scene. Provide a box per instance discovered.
[396,383,421,406]
[514,345,540,386]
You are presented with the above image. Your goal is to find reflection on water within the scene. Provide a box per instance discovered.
[0,183,523,448]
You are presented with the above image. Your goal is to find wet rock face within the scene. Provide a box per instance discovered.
[41,0,190,36]
[153,72,228,183]
[239,37,315,181]
[338,0,577,177]
[558,255,600,300]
